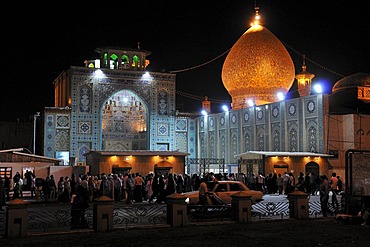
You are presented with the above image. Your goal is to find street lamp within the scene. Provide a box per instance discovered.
[33,112,40,154]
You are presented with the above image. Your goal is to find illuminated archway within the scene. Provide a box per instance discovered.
[101,90,148,151]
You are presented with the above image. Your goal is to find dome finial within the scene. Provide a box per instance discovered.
[302,54,307,71]
[251,1,261,26]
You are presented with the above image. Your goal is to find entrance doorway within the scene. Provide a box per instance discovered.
[274,162,288,176]
[154,161,173,175]
[305,162,319,176]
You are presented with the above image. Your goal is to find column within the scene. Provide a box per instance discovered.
[93,195,114,232]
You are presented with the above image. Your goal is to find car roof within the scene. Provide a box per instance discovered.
[213,180,243,184]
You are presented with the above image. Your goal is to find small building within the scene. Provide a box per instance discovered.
[84,150,189,176]
[0,148,72,182]
[236,151,333,177]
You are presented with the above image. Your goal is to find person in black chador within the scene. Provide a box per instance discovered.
[70,183,90,229]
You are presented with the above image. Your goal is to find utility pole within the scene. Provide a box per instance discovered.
[33,112,40,154]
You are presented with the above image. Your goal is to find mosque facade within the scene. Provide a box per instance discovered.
[42,13,370,181]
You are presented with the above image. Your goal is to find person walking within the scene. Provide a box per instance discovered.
[310,173,317,195]
[283,172,289,194]
[276,173,283,195]
[126,174,135,204]
[257,172,265,193]
[145,174,154,201]
[48,175,57,200]
[149,173,159,203]
[330,172,340,208]
[134,173,144,202]
[319,175,330,217]
[198,178,208,211]
[4,176,11,201]
[71,182,90,229]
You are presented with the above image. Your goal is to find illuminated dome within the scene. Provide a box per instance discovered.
[329,73,370,114]
[222,24,295,109]
[332,73,370,93]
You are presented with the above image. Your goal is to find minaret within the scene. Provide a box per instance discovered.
[202,96,211,114]
[295,55,315,97]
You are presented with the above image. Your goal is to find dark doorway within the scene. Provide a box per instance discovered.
[305,162,319,176]
[274,162,288,176]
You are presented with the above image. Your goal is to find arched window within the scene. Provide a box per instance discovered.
[103,53,108,67]
[121,55,129,69]
[132,55,139,68]
[121,55,129,64]
[110,53,118,69]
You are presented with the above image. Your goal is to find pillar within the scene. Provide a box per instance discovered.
[166,193,188,227]
[93,196,114,232]
[287,190,309,219]
[231,191,252,223]
[6,198,29,238]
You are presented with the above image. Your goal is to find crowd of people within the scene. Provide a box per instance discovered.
[245,171,343,197]
[1,170,345,210]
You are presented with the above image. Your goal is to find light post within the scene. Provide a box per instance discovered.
[33,112,40,154]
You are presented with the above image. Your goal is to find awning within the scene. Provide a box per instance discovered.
[235,151,333,159]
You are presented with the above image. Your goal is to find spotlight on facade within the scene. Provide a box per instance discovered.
[313,84,323,93]
[277,92,285,101]
[201,110,208,116]
[247,99,255,107]
[222,105,229,112]
[94,69,104,77]
[142,71,151,79]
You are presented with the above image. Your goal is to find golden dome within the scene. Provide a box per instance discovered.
[222,24,295,109]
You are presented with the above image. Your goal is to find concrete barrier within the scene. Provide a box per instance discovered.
[231,191,252,223]
[6,198,29,238]
[287,190,309,219]
[166,193,188,227]
[93,196,114,232]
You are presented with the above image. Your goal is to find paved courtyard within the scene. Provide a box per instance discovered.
[0,217,369,246]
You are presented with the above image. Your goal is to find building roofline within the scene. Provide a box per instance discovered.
[84,150,189,157]
[235,151,333,159]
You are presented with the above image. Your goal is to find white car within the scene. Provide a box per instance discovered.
[182,180,263,205]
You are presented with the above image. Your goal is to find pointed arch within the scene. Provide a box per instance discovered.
[101,90,148,151]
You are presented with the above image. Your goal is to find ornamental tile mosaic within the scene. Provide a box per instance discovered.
[244,111,250,123]
[56,115,70,128]
[79,85,91,113]
[55,129,70,150]
[306,99,316,114]
[287,100,299,118]
[176,119,187,131]
[157,90,168,115]
[220,116,225,126]
[78,121,92,134]
[157,123,169,137]
[175,132,187,152]
[272,106,280,119]
[156,143,169,151]
[78,142,91,162]
[230,113,237,125]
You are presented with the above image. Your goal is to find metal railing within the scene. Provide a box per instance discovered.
[0,198,342,237]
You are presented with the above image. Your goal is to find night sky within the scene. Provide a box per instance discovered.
[1,1,369,122]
